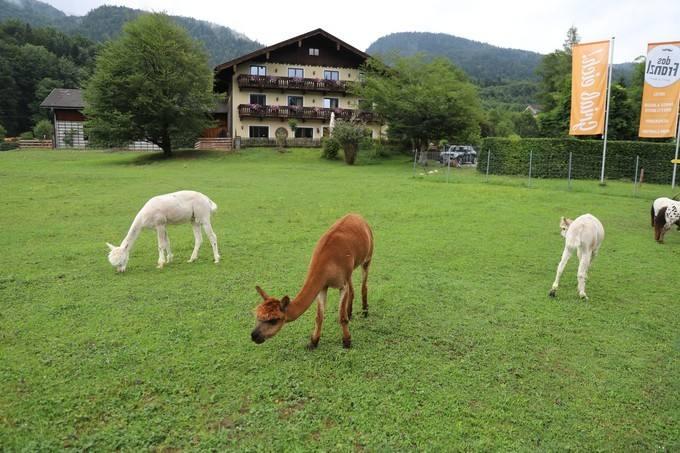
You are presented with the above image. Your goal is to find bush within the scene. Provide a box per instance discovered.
[19,131,34,140]
[33,120,54,140]
[332,120,367,165]
[322,136,340,160]
[478,137,677,184]
[0,142,19,151]
[0,123,5,141]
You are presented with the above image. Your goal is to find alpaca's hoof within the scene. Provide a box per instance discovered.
[214,258,220,264]
[307,340,319,350]
[579,293,588,301]
[363,310,368,318]
[157,263,164,269]
[342,338,351,349]
[549,289,557,298]
[188,257,197,263]
[166,255,173,263]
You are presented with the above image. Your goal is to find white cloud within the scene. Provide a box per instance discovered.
[43,0,680,63]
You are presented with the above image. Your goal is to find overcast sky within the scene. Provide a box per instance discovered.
[43,0,679,63]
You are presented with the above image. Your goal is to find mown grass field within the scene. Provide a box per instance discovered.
[1,148,678,451]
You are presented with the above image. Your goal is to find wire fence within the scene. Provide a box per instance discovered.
[411,147,676,197]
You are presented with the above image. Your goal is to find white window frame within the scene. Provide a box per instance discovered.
[250,65,266,76]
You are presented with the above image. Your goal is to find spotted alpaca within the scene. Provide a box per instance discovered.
[654,200,680,243]
[549,214,604,300]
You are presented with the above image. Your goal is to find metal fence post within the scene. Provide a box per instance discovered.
[446,154,451,183]
[528,150,533,188]
[567,151,573,191]
[485,150,491,182]
[633,155,640,196]
[412,148,418,177]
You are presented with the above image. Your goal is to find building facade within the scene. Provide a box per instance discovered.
[213,29,385,142]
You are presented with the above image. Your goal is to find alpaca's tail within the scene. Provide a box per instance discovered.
[651,204,655,227]
[209,199,218,213]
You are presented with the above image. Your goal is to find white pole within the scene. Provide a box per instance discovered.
[599,37,615,185]
[672,105,680,189]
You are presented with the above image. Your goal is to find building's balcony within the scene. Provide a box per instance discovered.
[237,74,349,93]
[238,104,377,122]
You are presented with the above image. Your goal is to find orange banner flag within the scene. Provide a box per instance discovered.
[638,41,680,138]
[569,41,611,136]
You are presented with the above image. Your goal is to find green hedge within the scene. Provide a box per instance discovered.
[477,138,677,184]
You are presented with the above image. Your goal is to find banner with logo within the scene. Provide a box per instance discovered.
[569,40,611,136]
[639,41,680,138]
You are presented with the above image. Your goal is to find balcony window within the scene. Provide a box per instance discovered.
[295,127,313,138]
[249,126,268,138]
[288,96,303,107]
[323,98,339,109]
[250,94,266,106]
[250,65,266,76]
[309,48,319,56]
[323,70,339,81]
[288,68,304,78]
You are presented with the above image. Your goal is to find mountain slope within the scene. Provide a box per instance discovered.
[367,32,543,84]
[0,0,263,66]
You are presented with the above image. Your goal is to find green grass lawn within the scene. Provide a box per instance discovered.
[1,148,678,450]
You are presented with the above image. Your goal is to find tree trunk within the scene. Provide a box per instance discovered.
[161,130,172,157]
[343,143,357,165]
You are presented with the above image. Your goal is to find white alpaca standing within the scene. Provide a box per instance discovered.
[107,190,220,272]
[549,214,604,300]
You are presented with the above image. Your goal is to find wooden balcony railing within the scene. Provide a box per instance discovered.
[238,104,377,122]
[237,74,349,93]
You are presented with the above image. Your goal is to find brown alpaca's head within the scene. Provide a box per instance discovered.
[251,286,290,344]
[559,216,573,238]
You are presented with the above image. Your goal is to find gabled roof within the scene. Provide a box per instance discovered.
[40,88,85,109]
[214,28,370,72]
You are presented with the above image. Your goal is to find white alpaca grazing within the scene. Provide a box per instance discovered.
[549,214,604,300]
[107,190,220,272]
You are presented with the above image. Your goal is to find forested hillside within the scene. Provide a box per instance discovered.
[0,0,263,66]
[0,20,97,135]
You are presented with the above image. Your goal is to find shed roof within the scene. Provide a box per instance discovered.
[40,88,85,109]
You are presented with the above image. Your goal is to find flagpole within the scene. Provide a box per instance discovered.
[599,36,615,185]
[673,103,680,189]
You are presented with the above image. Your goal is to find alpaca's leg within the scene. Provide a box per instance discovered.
[188,223,203,262]
[163,228,173,263]
[308,288,327,349]
[339,281,354,348]
[202,222,220,263]
[577,250,592,299]
[549,247,572,297]
[156,225,167,269]
[361,260,371,317]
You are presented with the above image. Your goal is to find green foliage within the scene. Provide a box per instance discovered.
[0,122,5,141]
[84,13,214,156]
[0,20,96,135]
[321,136,340,160]
[330,120,367,165]
[607,82,636,141]
[62,128,75,147]
[0,148,678,450]
[478,137,676,184]
[32,119,53,139]
[287,119,298,132]
[354,56,482,151]
[0,1,262,67]
[0,141,19,151]
[19,131,33,139]
[367,32,542,84]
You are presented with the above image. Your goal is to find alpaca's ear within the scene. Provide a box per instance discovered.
[280,296,290,311]
[106,242,116,251]
[255,285,269,300]
[559,217,570,228]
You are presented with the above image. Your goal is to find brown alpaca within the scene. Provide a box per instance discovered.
[251,214,373,349]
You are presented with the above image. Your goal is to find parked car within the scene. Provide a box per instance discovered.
[439,145,477,165]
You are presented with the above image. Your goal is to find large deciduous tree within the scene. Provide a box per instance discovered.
[84,13,214,156]
[352,56,482,151]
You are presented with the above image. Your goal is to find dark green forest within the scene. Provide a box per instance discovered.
[0,0,263,66]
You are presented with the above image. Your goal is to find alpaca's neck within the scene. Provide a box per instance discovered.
[285,271,327,322]
[120,215,143,251]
